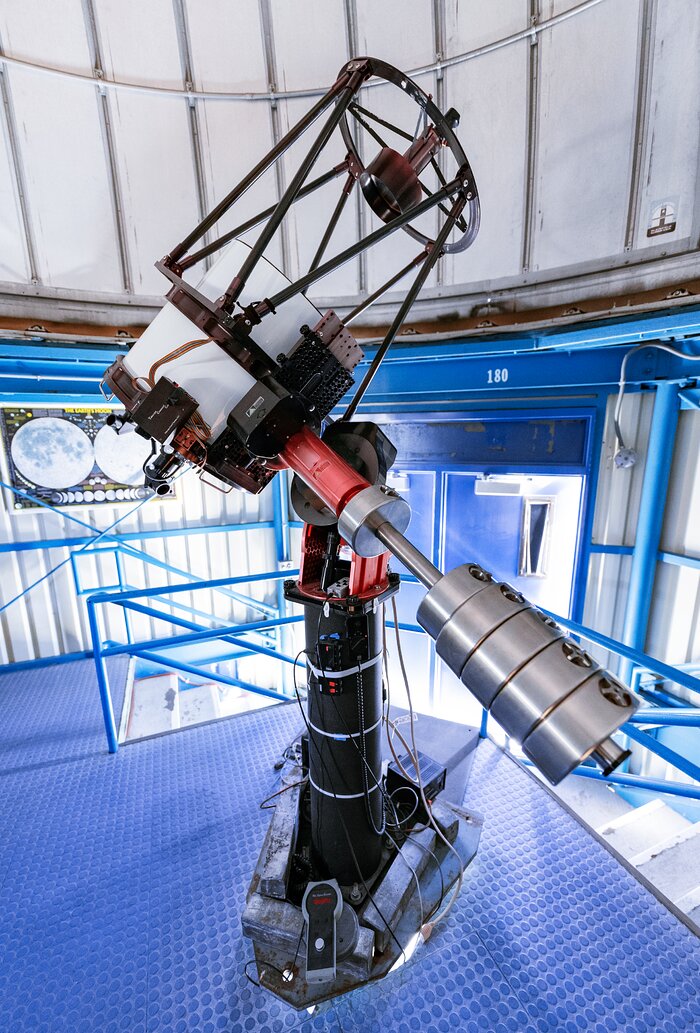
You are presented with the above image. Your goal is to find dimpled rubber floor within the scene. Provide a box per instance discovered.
[0,659,699,1033]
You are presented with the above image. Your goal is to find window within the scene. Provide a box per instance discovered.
[519,497,553,577]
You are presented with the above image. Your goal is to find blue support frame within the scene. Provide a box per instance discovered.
[86,570,304,752]
[474,604,700,800]
[619,382,681,682]
[85,559,700,813]
[0,476,283,667]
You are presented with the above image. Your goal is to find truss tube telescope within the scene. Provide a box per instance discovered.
[99,53,640,1005]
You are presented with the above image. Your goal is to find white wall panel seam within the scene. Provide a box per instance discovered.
[432,0,447,287]
[343,0,366,293]
[0,31,39,283]
[258,0,293,278]
[521,0,541,274]
[171,0,212,260]
[623,0,657,251]
[0,471,278,662]
[0,1,608,102]
[82,0,134,294]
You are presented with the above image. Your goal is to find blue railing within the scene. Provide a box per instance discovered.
[0,475,288,666]
[1,479,698,802]
[83,563,700,808]
[86,569,308,752]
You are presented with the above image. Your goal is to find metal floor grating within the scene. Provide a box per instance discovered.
[0,658,698,1032]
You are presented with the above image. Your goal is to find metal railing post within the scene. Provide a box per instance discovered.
[87,597,118,753]
[619,381,680,682]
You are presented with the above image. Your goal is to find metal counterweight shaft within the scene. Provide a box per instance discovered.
[374,521,441,589]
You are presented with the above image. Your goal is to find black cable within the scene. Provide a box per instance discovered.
[313,599,384,835]
[313,597,386,835]
[318,631,450,928]
[404,827,445,923]
[245,922,305,989]
[259,778,308,810]
[386,785,420,827]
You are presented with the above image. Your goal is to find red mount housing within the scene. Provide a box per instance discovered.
[281,426,391,600]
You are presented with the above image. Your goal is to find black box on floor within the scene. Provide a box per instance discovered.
[385,750,447,821]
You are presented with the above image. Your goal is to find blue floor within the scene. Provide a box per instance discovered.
[0,658,698,1033]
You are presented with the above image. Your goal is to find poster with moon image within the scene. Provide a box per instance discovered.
[0,407,175,510]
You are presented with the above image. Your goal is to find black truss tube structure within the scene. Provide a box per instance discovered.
[151,56,481,376]
[349,101,413,144]
[308,175,355,276]
[344,195,466,420]
[180,163,348,271]
[224,70,366,309]
[168,68,355,264]
[343,251,427,326]
[259,176,462,314]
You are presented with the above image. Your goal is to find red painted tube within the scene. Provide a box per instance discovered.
[281,425,370,515]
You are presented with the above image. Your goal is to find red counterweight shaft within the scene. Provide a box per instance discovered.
[281,425,391,599]
[281,425,371,515]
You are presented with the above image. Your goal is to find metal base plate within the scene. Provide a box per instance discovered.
[245,806,482,1009]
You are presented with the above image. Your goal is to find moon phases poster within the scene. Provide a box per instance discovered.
[0,407,174,510]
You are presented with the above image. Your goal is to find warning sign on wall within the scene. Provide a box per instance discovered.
[647,201,677,237]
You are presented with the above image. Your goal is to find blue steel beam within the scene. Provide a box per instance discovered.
[0,493,153,615]
[0,520,275,553]
[5,313,700,407]
[117,592,268,632]
[637,687,690,710]
[0,392,119,406]
[99,614,304,658]
[87,597,118,753]
[341,342,700,412]
[570,396,605,622]
[272,474,292,695]
[0,341,128,361]
[622,723,700,783]
[131,649,290,704]
[589,544,635,556]
[89,568,299,605]
[569,765,700,801]
[1,648,93,672]
[0,477,279,618]
[540,608,700,698]
[659,550,700,571]
[619,382,680,682]
[119,599,304,668]
[352,305,700,363]
[3,305,700,372]
[115,542,279,618]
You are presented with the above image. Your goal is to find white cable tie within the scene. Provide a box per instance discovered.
[308,776,381,800]
[307,715,381,740]
[307,652,383,680]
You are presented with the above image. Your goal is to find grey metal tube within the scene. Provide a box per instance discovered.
[374,522,440,588]
[591,738,631,776]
